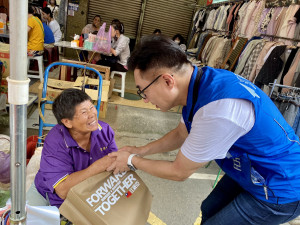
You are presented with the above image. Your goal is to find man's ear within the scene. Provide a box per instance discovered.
[163,74,175,88]
[61,118,72,129]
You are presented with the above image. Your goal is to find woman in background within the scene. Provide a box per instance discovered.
[97,19,130,72]
[172,33,186,51]
[42,7,62,42]
[47,0,59,22]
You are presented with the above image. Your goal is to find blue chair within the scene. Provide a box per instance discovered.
[38,62,103,144]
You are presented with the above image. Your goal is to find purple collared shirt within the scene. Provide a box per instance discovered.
[35,120,118,208]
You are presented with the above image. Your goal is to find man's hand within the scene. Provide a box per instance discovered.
[107,151,131,174]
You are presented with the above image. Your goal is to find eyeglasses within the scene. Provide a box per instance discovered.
[137,75,162,99]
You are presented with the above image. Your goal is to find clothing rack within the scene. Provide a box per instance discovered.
[206,28,232,34]
[193,0,245,9]
[260,34,300,43]
[269,80,300,97]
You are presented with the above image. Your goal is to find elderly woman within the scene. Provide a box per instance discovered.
[27,89,117,208]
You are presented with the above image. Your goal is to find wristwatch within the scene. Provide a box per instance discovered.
[127,154,138,171]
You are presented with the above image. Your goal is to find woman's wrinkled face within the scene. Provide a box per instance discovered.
[68,100,98,133]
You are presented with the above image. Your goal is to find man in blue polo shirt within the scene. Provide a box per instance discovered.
[107,35,300,224]
[27,89,117,208]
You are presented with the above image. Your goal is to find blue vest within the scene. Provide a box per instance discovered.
[182,66,300,204]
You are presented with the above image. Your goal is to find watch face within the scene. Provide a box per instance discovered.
[127,164,136,171]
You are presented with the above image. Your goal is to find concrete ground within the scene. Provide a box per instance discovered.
[0,67,292,225]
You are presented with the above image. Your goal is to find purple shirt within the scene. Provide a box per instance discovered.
[35,120,118,208]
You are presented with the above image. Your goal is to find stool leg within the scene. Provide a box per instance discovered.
[38,57,44,82]
[121,74,125,98]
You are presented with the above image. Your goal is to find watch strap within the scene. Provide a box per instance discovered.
[127,154,138,170]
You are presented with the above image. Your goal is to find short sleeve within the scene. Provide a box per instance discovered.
[28,17,35,29]
[97,121,118,154]
[107,126,118,153]
[38,133,74,193]
[181,99,255,163]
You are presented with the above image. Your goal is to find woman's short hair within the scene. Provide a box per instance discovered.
[111,19,124,34]
[128,35,191,74]
[53,89,92,125]
[172,34,185,45]
[42,7,53,18]
[153,29,161,34]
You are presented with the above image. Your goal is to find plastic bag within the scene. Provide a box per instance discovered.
[93,23,111,54]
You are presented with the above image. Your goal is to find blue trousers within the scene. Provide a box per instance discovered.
[201,175,300,225]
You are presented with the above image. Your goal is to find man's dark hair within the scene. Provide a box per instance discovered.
[93,15,101,21]
[42,7,53,18]
[128,35,191,73]
[28,4,35,14]
[53,89,92,125]
[153,29,161,34]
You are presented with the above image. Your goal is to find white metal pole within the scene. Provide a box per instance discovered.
[8,0,29,224]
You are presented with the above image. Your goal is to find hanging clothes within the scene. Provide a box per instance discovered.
[255,45,287,88]
[241,41,266,79]
[283,49,300,90]
[235,39,264,75]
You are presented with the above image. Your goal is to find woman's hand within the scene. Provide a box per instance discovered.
[110,48,117,56]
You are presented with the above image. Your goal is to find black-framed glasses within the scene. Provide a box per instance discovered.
[137,75,162,99]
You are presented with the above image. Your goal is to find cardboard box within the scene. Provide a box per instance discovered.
[0,43,9,78]
[38,78,110,118]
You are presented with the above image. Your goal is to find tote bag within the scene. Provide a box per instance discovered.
[59,171,152,225]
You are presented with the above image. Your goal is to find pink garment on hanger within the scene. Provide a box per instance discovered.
[282,49,300,92]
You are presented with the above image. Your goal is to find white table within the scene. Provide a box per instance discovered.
[54,41,111,62]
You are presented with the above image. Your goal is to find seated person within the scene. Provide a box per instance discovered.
[42,7,62,42]
[34,13,55,47]
[82,15,101,37]
[80,15,101,62]
[172,33,186,51]
[97,19,130,72]
[26,89,117,208]
[153,29,161,35]
[28,5,44,56]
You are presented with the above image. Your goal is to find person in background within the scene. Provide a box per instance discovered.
[27,5,44,56]
[82,15,101,37]
[34,13,55,47]
[97,19,130,72]
[47,0,59,22]
[172,33,186,51]
[80,15,101,62]
[107,35,300,225]
[153,29,161,35]
[26,88,117,208]
[42,7,62,43]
